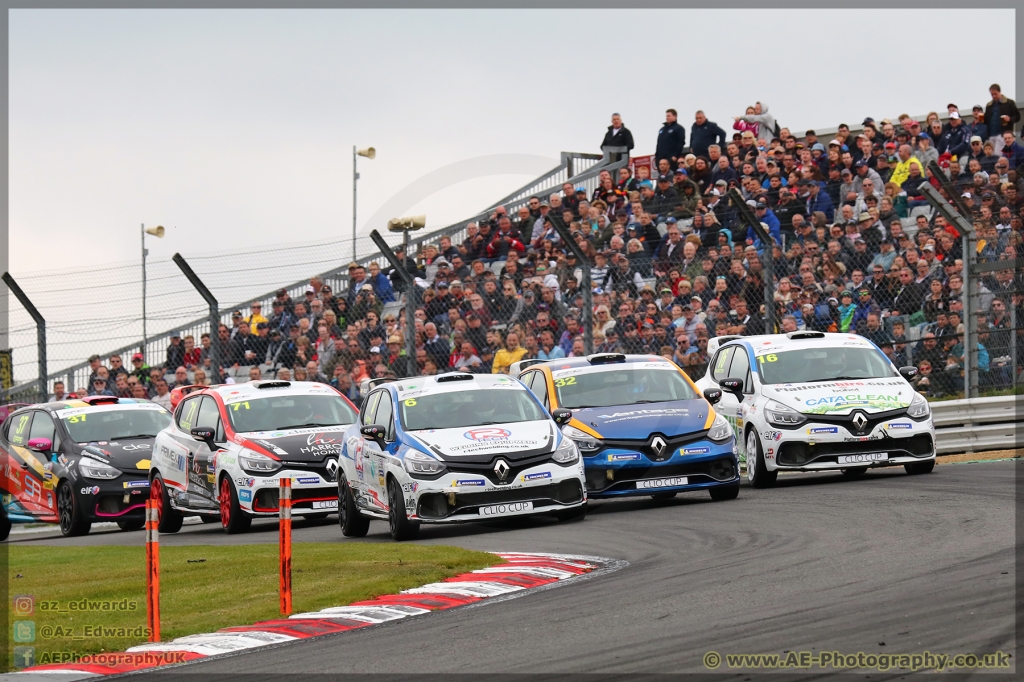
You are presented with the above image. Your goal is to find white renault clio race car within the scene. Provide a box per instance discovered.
[695,331,936,487]
[337,373,587,541]
[150,380,359,533]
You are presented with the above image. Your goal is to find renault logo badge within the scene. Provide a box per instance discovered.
[651,436,667,456]
[325,458,339,479]
[494,459,510,482]
[852,411,868,433]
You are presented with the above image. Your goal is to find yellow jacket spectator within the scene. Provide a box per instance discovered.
[492,332,528,374]
[244,301,269,328]
[889,145,923,187]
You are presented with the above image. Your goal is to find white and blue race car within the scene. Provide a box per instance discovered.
[696,331,936,487]
[336,373,587,541]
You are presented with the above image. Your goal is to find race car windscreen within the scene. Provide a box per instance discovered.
[62,408,173,442]
[401,389,547,431]
[228,395,359,433]
[756,347,898,384]
[554,367,699,409]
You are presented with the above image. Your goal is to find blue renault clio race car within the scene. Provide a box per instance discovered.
[516,354,740,501]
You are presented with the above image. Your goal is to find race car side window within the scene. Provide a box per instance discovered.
[710,346,736,382]
[374,392,395,442]
[727,348,753,394]
[28,411,62,456]
[532,373,550,409]
[177,396,201,432]
[361,391,382,427]
[196,397,224,442]
[6,412,32,446]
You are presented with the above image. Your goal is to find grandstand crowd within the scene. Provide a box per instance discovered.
[64,84,1023,405]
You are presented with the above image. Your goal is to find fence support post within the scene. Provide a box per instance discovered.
[370,229,420,373]
[279,477,292,616]
[145,499,161,642]
[920,184,977,398]
[2,272,46,400]
[171,254,221,382]
[727,190,777,334]
[548,214,593,354]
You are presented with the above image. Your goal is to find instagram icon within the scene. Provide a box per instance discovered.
[12,595,35,617]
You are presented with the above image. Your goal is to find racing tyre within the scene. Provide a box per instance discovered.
[57,481,91,537]
[338,474,370,537]
[709,483,740,501]
[746,430,777,489]
[386,477,420,541]
[905,459,935,475]
[220,476,252,534]
[556,503,587,522]
[0,505,11,541]
[151,474,183,534]
[841,467,868,478]
[116,519,145,532]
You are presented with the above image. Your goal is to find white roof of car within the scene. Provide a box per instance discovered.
[709,332,876,357]
[210,380,340,404]
[392,373,524,399]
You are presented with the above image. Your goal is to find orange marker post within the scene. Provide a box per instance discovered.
[145,498,160,642]
[279,477,292,615]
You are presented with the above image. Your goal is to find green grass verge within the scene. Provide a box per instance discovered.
[6,543,499,665]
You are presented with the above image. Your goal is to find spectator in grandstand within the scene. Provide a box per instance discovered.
[984,84,1019,152]
[148,379,170,408]
[690,110,727,159]
[655,109,686,165]
[601,113,634,153]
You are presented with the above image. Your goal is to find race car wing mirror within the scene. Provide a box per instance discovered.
[703,388,723,405]
[551,408,572,426]
[898,366,918,381]
[360,424,387,448]
[27,437,52,453]
[718,377,744,400]
[190,427,217,450]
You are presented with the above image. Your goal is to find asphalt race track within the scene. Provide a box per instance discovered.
[9,460,1019,678]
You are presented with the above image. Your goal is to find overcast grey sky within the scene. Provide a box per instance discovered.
[9,8,1015,272]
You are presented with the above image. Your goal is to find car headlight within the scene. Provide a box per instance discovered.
[908,392,931,420]
[552,438,579,465]
[238,451,282,475]
[79,456,121,480]
[707,414,732,443]
[561,425,601,452]
[403,450,447,477]
[765,400,806,427]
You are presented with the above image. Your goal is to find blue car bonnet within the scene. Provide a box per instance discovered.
[572,399,710,439]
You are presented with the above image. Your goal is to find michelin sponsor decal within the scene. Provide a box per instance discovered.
[682,446,710,455]
[607,453,641,461]
[806,427,839,435]
[453,479,486,487]
[521,472,552,482]
[887,422,913,430]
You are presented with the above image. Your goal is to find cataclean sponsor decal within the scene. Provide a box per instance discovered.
[607,453,641,461]
[802,394,908,414]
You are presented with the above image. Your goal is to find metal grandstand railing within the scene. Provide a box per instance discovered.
[1,150,624,401]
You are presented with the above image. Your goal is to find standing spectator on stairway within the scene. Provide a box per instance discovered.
[601,113,634,154]
[734,101,778,139]
[690,110,727,159]
[655,109,686,166]
[984,84,1019,153]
